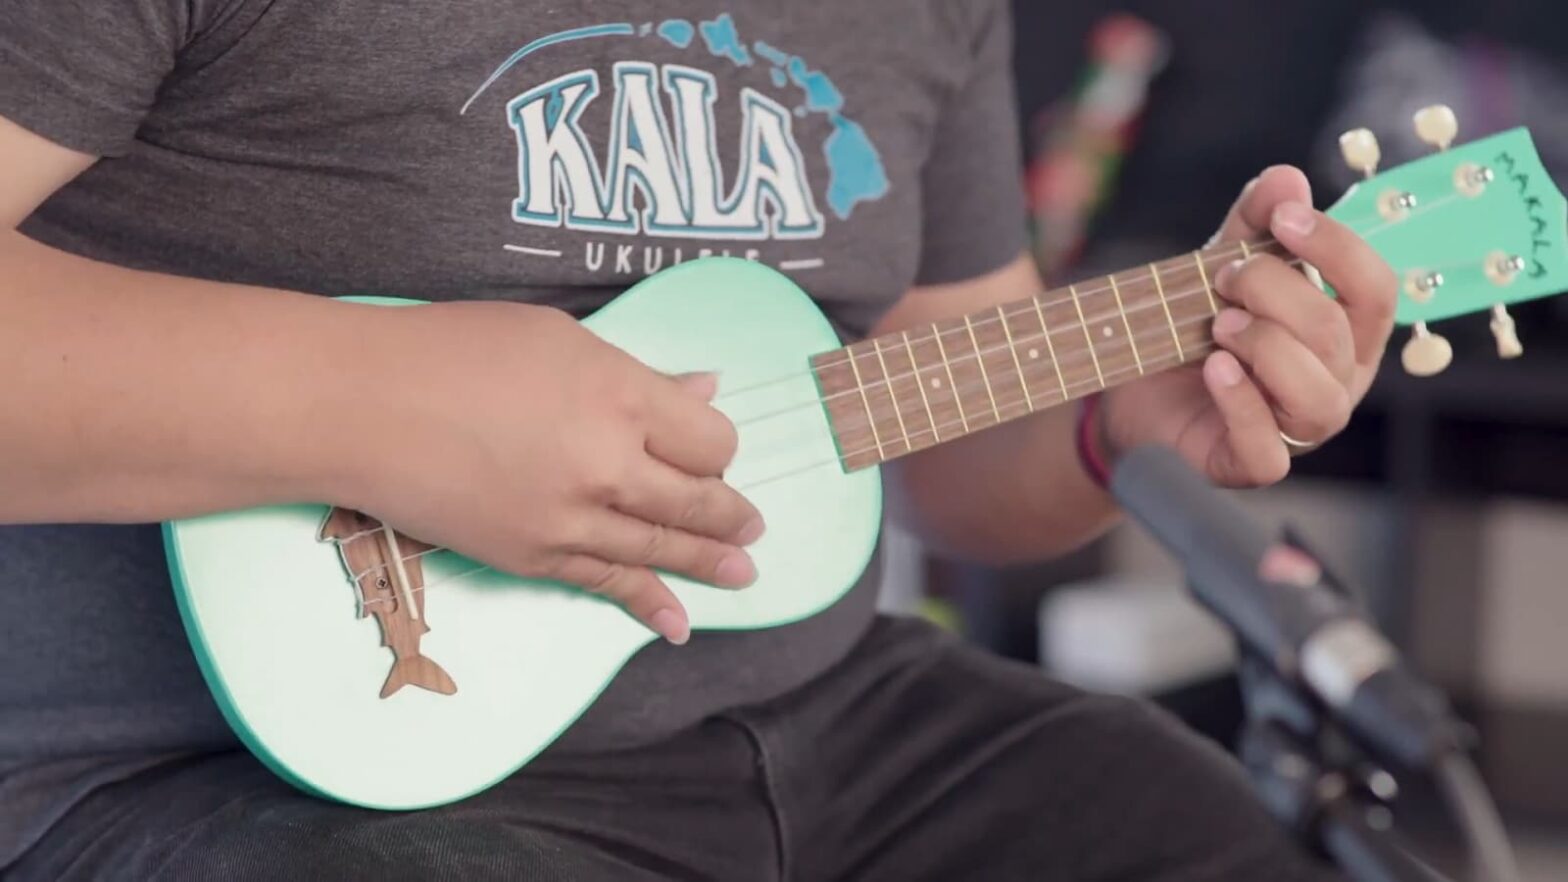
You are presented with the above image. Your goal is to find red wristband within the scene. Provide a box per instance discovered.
[1076,393,1112,490]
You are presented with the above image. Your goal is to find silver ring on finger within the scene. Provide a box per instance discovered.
[1279,430,1318,453]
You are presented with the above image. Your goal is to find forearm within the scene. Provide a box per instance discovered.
[0,230,371,523]
[885,402,1120,564]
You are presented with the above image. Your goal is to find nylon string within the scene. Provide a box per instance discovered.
[731,250,1310,431]
[716,191,1465,405]
[349,304,1226,603]
[712,239,1262,404]
[346,194,1481,599]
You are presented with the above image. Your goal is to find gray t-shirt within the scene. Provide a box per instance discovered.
[0,0,1025,865]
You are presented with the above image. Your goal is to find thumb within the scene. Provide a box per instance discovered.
[1211,165,1313,245]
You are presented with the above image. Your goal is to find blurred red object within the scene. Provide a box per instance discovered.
[1026,14,1169,282]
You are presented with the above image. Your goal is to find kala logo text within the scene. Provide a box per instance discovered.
[508,62,825,241]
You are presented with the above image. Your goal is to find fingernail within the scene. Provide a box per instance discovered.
[736,516,766,545]
[1208,352,1245,388]
[1273,201,1316,237]
[716,552,757,587]
[651,608,690,645]
[1212,308,1253,337]
[1215,259,1244,291]
[679,372,720,401]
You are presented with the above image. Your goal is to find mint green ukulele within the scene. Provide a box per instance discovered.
[165,116,1568,810]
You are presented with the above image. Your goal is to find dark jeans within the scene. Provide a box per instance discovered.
[8,617,1342,881]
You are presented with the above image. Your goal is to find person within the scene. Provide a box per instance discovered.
[0,2,1396,879]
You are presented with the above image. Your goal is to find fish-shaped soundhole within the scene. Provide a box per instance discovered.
[318,508,458,698]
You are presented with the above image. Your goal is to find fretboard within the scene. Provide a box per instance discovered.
[812,238,1291,471]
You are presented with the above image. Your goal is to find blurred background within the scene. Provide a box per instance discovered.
[879,1,1568,878]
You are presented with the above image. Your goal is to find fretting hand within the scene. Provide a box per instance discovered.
[334,301,763,645]
[1101,165,1398,486]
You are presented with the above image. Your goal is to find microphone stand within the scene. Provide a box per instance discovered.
[1236,657,1448,882]
[1109,448,1519,882]
[1225,530,1454,882]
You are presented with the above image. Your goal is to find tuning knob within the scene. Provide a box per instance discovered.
[1339,128,1381,179]
[1402,322,1453,377]
[1413,104,1458,151]
[1491,305,1524,359]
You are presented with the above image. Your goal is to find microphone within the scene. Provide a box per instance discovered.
[1109,445,1470,770]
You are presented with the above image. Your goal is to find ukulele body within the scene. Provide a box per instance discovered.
[164,257,881,809]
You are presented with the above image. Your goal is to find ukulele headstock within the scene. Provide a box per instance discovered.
[1325,107,1568,376]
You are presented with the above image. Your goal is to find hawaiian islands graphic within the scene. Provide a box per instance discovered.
[463,13,889,221]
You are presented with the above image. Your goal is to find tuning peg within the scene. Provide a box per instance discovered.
[1403,269,1443,303]
[1455,162,1495,198]
[1486,251,1525,287]
[1379,190,1417,222]
[1490,305,1523,359]
[1413,104,1458,151]
[1402,322,1453,377]
[1339,128,1381,179]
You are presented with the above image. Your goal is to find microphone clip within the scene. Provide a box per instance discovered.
[1232,528,1449,882]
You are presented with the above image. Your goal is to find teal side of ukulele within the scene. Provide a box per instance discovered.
[165,120,1568,809]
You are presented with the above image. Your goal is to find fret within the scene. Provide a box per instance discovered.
[1031,295,1070,399]
[901,330,941,443]
[963,315,1002,422]
[1148,262,1184,360]
[1193,250,1218,314]
[844,344,886,461]
[931,323,969,433]
[811,350,880,471]
[812,237,1294,472]
[968,305,1033,421]
[1239,240,1252,259]
[1066,284,1106,388]
[870,337,912,452]
[1106,273,1143,376]
[906,326,965,440]
[998,305,1035,412]
[1154,251,1222,364]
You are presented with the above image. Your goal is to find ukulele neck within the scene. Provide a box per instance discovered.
[813,238,1290,471]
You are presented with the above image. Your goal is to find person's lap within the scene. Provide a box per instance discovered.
[9,616,1341,881]
[10,724,777,881]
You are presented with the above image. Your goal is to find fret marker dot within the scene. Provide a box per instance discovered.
[1102,326,1113,338]
[1028,348,1040,360]
[931,378,942,389]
